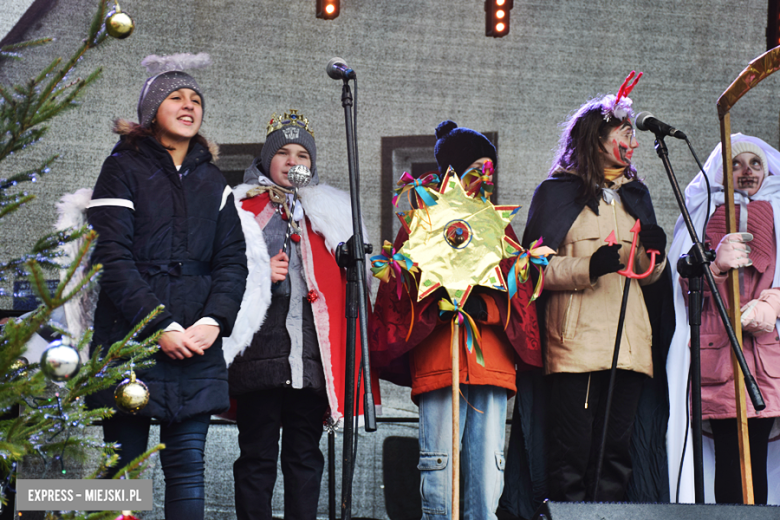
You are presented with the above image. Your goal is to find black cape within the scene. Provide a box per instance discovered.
[499,174,675,518]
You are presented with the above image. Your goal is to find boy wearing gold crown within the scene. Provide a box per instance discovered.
[223,110,375,519]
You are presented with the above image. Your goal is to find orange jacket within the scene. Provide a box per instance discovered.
[409,293,517,400]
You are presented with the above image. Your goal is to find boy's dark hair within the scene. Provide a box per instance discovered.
[550,98,637,202]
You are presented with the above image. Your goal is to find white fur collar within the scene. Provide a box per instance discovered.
[55,188,98,346]
[299,183,373,289]
[222,182,372,366]
[222,183,272,365]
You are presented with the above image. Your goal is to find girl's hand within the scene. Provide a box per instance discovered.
[183,324,219,354]
[740,299,776,335]
[271,249,289,283]
[741,288,780,335]
[589,244,624,280]
[712,233,753,275]
[159,331,193,360]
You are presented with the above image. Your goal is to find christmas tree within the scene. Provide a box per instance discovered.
[1,1,160,518]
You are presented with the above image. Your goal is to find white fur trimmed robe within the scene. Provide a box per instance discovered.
[223,182,374,425]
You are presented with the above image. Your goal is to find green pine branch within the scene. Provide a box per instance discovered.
[0,37,53,59]
[0,1,171,515]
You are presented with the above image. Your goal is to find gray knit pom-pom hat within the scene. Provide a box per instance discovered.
[136,53,211,127]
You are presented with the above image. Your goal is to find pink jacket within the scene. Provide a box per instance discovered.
[682,202,780,420]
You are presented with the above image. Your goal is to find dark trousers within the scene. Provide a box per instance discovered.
[547,369,645,502]
[710,417,775,504]
[233,387,328,520]
[102,413,211,520]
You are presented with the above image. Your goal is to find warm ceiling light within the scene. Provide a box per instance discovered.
[485,0,513,37]
[316,0,339,19]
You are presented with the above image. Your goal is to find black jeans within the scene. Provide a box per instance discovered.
[233,387,328,520]
[546,369,645,502]
[710,416,775,504]
[102,413,211,520]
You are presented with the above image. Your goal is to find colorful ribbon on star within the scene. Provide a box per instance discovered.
[438,297,484,367]
[370,241,418,299]
[461,160,495,202]
[371,241,420,340]
[393,172,440,209]
[506,237,554,328]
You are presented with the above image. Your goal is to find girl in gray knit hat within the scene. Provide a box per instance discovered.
[86,53,247,520]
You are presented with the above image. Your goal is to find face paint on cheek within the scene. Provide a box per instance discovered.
[612,139,630,165]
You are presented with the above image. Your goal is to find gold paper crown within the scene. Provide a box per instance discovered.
[266,109,315,138]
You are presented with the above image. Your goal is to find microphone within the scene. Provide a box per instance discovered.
[635,112,687,140]
[288,164,313,188]
[326,57,355,80]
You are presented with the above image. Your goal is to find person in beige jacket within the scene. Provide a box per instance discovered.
[521,81,670,502]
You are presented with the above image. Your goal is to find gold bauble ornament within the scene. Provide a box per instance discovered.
[114,371,149,414]
[106,4,135,39]
[6,357,29,379]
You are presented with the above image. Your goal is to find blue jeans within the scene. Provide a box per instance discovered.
[417,384,507,520]
[102,413,211,520]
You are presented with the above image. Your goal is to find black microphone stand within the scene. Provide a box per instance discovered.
[592,276,631,500]
[332,75,377,520]
[652,135,765,502]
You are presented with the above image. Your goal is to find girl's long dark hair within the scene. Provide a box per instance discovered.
[549,98,637,202]
[116,119,209,152]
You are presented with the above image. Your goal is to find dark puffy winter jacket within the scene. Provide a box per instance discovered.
[86,134,247,422]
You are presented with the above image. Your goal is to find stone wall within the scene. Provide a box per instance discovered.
[3,0,777,517]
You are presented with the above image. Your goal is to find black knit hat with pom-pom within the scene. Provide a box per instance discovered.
[434,120,497,176]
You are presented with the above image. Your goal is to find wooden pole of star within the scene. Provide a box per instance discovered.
[451,318,460,519]
[714,46,780,504]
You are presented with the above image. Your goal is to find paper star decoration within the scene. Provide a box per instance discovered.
[396,166,520,304]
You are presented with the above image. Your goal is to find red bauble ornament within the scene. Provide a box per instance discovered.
[115,513,140,520]
[290,233,301,243]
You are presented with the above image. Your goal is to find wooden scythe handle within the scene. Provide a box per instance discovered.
[719,114,754,505]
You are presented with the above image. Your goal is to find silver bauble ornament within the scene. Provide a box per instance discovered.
[114,371,149,414]
[40,340,81,382]
[105,4,135,39]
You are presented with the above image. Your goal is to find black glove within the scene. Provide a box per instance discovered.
[639,224,666,261]
[439,295,488,322]
[589,244,624,280]
[463,295,488,322]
